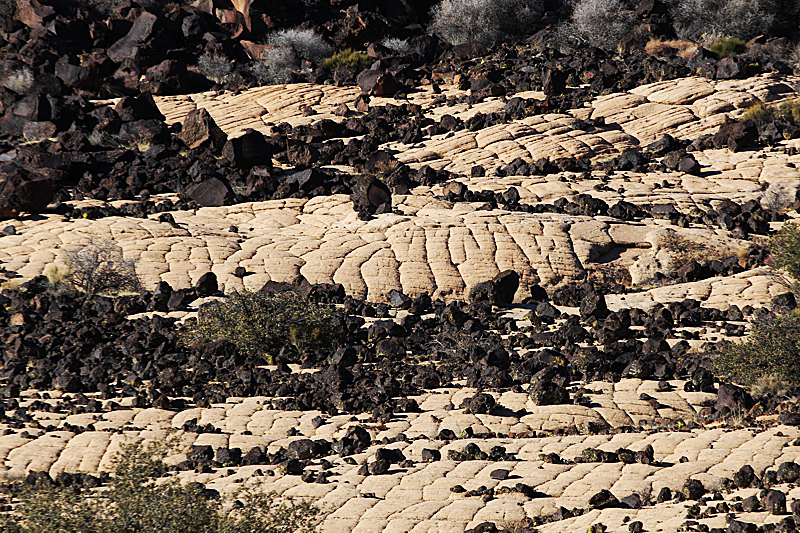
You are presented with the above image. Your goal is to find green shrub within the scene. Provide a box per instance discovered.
[714,310,800,386]
[0,439,319,533]
[771,222,800,280]
[60,238,141,296]
[710,37,746,59]
[321,49,373,71]
[740,103,774,127]
[184,290,342,360]
[778,99,800,124]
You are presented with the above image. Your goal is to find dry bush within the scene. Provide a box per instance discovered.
[183,290,343,360]
[0,438,320,533]
[254,28,332,83]
[645,38,698,58]
[429,0,544,45]
[659,232,732,271]
[566,0,636,51]
[197,51,234,85]
[380,37,417,55]
[60,238,140,296]
[668,0,776,40]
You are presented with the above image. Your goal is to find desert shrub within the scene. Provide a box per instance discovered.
[429,0,544,45]
[779,99,800,123]
[60,237,140,296]
[320,48,373,71]
[1,67,34,95]
[566,0,636,51]
[669,0,776,40]
[714,310,800,386]
[254,28,333,83]
[184,290,342,359]
[709,37,746,58]
[198,51,234,84]
[0,439,319,533]
[380,37,416,55]
[770,222,800,280]
[740,103,775,127]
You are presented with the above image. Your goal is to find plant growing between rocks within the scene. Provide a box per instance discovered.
[183,290,343,360]
[709,37,747,59]
[60,238,141,296]
[253,28,333,83]
[668,0,776,40]
[563,0,636,51]
[0,438,320,533]
[429,0,544,45]
[714,310,800,386]
[770,222,800,281]
[197,51,234,85]
[320,49,373,71]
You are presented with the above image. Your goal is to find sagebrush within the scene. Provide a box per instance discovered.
[198,52,234,85]
[60,238,140,296]
[184,290,342,360]
[566,0,636,51]
[254,28,332,83]
[714,310,800,386]
[668,0,776,40]
[429,0,544,45]
[0,439,319,533]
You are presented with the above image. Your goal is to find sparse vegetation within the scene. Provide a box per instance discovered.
[253,28,333,83]
[60,238,141,296]
[740,102,774,127]
[380,37,416,55]
[0,438,320,533]
[770,222,800,280]
[659,231,736,271]
[669,0,776,40]
[320,49,374,71]
[198,51,234,85]
[184,290,343,360]
[714,310,800,386]
[565,0,636,51]
[644,38,698,59]
[709,37,747,59]
[429,0,544,45]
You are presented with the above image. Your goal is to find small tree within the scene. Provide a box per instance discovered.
[60,237,141,296]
